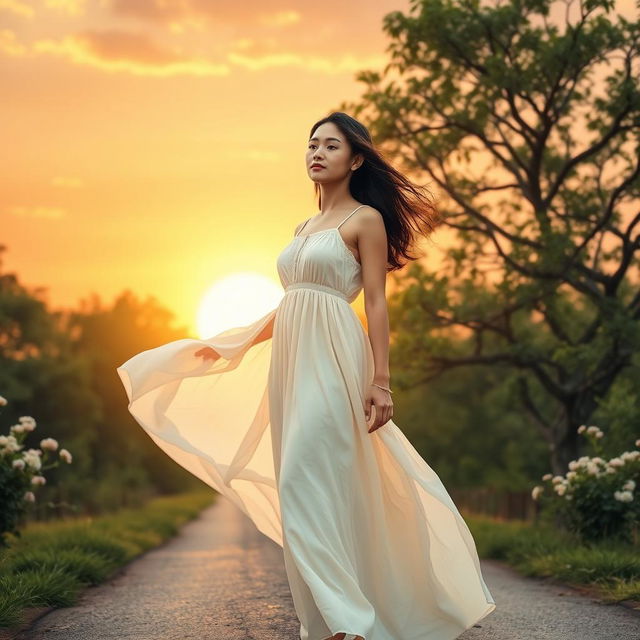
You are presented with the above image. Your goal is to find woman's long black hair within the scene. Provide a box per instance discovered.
[309,112,441,272]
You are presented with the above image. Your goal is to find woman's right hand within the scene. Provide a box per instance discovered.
[195,346,222,362]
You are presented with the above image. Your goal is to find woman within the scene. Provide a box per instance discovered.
[117,112,496,640]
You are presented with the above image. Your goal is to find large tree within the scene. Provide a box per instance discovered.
[341,0,640,472]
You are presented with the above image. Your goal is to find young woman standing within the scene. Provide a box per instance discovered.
[117,112,496,640]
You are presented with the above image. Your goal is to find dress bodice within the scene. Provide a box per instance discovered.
[276,208,365,305]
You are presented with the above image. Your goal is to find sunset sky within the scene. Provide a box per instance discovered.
[2,0,418,335]
[2,0,636,336]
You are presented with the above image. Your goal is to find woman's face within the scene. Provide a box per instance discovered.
[307,122,359,183]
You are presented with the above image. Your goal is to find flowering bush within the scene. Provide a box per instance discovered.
[531,425,639,544]
[0,394,73,548]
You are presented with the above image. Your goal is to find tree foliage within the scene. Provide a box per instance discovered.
[341,0,640,472]
[0,245,200,517]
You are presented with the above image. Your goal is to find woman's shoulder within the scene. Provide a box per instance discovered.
[353,204,385,232]
[293,217,311,236]
[356,204,383,220]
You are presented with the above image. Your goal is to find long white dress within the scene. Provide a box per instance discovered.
[116,204,496,640]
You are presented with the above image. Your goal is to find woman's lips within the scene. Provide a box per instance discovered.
[311,165,324,170]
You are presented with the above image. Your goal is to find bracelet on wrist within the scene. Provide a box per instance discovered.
[372,382,393,394]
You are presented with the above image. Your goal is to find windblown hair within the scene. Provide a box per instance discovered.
[309,111,441,272]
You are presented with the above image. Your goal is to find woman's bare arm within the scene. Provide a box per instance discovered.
[360,209,391,386]
[358,207,393,432]
[196,314,274,361]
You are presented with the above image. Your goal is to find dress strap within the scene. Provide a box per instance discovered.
[336,204,367,229]
[295,217,311,237]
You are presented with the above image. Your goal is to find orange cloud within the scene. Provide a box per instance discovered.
[51,176,85,189]
[0,28,28,55]
[259,10,302,27]
[104,0,389,48]
[7,205,66,219]
[106,0,307,28]
[0,0,35,19]
[228,50,387,73]
[1,0,394,76]
[43,0,88,16]
[33,29,231,76]
[2,23,386,76]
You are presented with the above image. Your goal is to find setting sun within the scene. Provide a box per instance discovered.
[196,272,283,339]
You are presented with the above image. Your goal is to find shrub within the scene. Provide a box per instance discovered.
[531,426,639,544]
[0,394,73,548]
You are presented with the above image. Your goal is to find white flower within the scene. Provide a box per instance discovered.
[552,475,564,484]
[608,457,624,468]
[568,461,579,471]
[586,425,599,434]
[621,451,640,462]
[10,423,26,434]
[40,438,58,451]
[594,430,604,438]
[577,425,587,434]
[59,448,72,463]
[23,491,35,502]
[605,467,617,474]
[586,462,600,476]
[18,417,36,432]
[636,438,640,448]
[566,471,577,480]
[531,486,544,500]
[24,448,42,456]
[2,435,22,453]
[12,459,25,470]
[31,475,46,486]
[22,451,41,471]
[591,457,604,464]
[0,435,7,446]
[555,483,567,496]
[622,480,636,492]
[0,395,7,406]
[542,473,553,481]
[614,490,633,503]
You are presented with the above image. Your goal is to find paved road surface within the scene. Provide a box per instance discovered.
[17,497,640,639]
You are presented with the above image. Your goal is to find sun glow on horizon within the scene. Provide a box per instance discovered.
[196,272,283,339]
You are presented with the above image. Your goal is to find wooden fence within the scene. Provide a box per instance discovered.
[449,488,541,522]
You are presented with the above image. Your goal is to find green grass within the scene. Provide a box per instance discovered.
[464,510,640,605]
[0,489,216,629]
[3,492,636,630]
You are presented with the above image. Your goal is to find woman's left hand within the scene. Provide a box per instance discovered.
[365,385,393,433]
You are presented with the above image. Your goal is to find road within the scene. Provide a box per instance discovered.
[16,497,640,640]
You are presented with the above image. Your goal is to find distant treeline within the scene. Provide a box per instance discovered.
[1,239,638,525]
[0,249,203,521]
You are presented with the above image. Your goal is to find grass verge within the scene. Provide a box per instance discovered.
[464,511,640,606]
[0,489,215,630]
